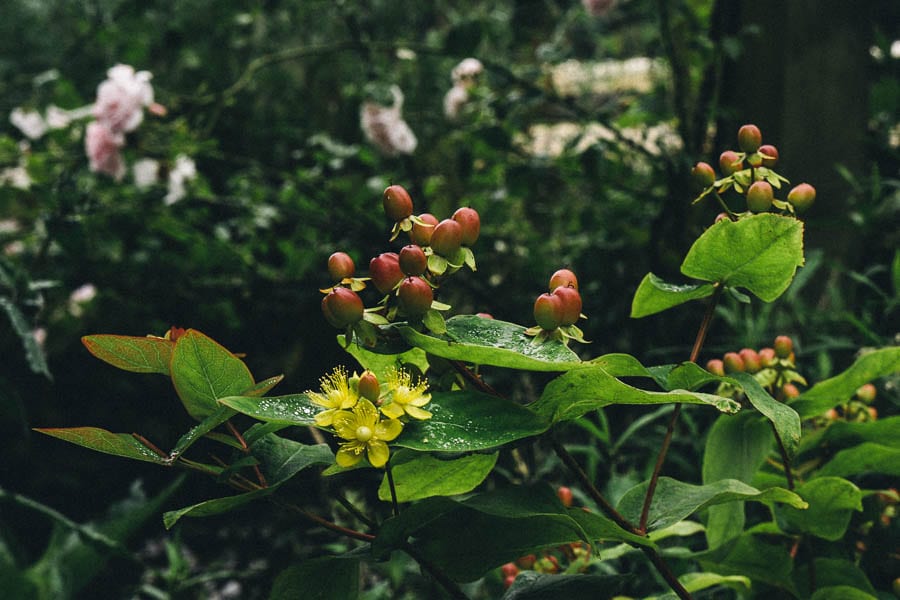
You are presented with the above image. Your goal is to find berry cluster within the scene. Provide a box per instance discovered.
[818,382,880,423]
[306,366,433,469]
[320,184,480,345]
[691,124,816,218]
[525,269,588,346]
[705,335,805,401]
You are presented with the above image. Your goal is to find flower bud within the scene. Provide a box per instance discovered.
[383,185,414,222]
[452,207,481,246]
[369,252,403,294]
[358,371,380,402]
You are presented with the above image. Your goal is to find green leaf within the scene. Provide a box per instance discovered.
[529,366,740,423]
[804,416,900,450]
[81,334,173,375]
[665,361,739,392]
[587,353,654,378]
[423,308,447,334]
[696,524,796,593]
[219,393,319,425]
[170,329,255,420]
[163,486,278,529]
[396,391,550,452]
[702,413,774,548]
[242,375,284,397]
[790,347,900,418]
[681,213,804,301]
[340,334,430,379]
[794,558,877,599]
[502,571,630,600]
[809,587,877,600]
[776,476,862,540]
[270,557,359,600]
[630,273,716,318]
[398,315,582,372]
[169,405,237,457]
[1,296,50,378]
[378,450,497,502]
[34,427,171,465]
[676,572,751,596]
[729,372,801,459]
[616,477,806,532]
[250,435,334,483]
[814,442,900,478]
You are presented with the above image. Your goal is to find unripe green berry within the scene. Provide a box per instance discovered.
[706,358,725,377]
[787,183,816,213]
[739,348,762,373]
[746,181,774,212]
[452,207,481,246]
[322,287,364,328]
[383,185,414,222]
[358,371,380,402]
[758,144,779,167]
[723,351,745,373]
[856,383,877,404]
[430,219,463,257]
[549,268,579,292]
[737,124,762,153]
[773,335,793,358]
[398,276,433,318]
[399,244,427,276]
[719,150,744,175]
[369,252,403,294]
[410,212,439,246]
[691,161,716,188]
[327,252,355,282]
[533,293,563,331]
[552,285,582,326]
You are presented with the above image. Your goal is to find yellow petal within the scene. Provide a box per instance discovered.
[366,440,390,468]
[336,444,364,467]
[404,405,432,420]
[380,402,404,420]
[314,409,336,427]
[332,410,358,440]
[409,394,431,407]
[375,418,403,441]
[308,391,329,409]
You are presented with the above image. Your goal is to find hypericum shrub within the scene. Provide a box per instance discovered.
[36,125,899,600]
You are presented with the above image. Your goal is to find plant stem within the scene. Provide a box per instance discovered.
[385,456,400,517]
[335,494,377,529]
[226,420,268,488]
[640,546,693,600]
[639,285,723,532]
[273,498,375,543]
[551,439,639,535]
[770,422,795,489]
[400,541,470,600]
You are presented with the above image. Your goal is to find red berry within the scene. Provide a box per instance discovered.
[706,358,725,376]
[398,277,433,318]
[501,562,519,578]
[691,161,716,188]
[856,383,877,403]
[557,486,574,507]
[758,144,779,167]
[714,212,729,223]
[782,383,800,399]
[723,352,745,373]
[746,181,774,212]
[739,348,762,373]
[410,213,439,246]
[737,124,762,153]
[476,312,494,319]
[549,268,579,291]
[787,183,816,213]
[430,219,463,257]
[773,335,793,358]
[758,347,776,367]
[552,285,582,326]
[719,150,744,175]
[322,287,364,328]
[369,252,404,295]
[503,574,517,588]
[399,244,427,276]
[452,207,481,246]
[327,252,355,282]
[358,371,380,402]
[516,554,536,569]
[383,185,414,222]
[533,293,563,331]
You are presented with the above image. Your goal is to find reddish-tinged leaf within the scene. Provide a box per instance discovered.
[82,335,174,375]
[35,427,171,465]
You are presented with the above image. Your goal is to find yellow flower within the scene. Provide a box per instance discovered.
[332,399,402,468]
[308,366,359,427]
[380,367,432,420]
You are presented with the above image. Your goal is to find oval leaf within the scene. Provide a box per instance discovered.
[776,476,862,541]
[378,451,497,502]
[630,273,716,318]
[681,214,804,302]
[35,427,171,465]
[814,442,900,478]
[170,330,255,420]
[730,372,801,459]
[218,393,319,425]
[398,315,582,372]
[82,334,173,375]
[270,557,359,600]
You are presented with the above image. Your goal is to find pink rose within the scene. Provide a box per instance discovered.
[85,121,125,179]
[93,64,154,134]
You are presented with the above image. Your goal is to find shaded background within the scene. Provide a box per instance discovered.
[0,1,897,598]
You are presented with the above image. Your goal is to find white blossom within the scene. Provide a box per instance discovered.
[93,64,154,134]
[451,58,484,88]
[10,108,47,140]
[84,121,126,180]
[132,158,160,189]
[164,154,197,205]
[360,86,417,156]
[443,85,469,120]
